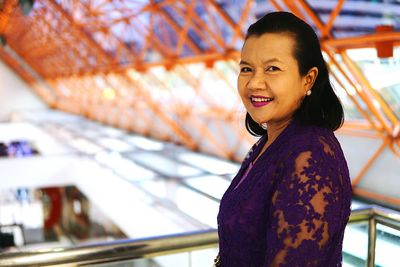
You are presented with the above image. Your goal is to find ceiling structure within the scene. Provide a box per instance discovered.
[0,0,399,206]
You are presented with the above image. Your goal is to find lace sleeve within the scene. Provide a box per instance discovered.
[265,142,344,267]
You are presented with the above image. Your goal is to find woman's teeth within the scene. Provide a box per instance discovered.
[251,97,273,102]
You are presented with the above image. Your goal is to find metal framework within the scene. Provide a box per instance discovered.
[0,0,399,206]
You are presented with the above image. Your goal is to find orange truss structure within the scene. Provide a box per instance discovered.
[0,0,399,206]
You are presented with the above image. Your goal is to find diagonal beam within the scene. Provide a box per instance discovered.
[155,2,202,55]
[123,72,198,149]
[228,0,252,47]
[46,0,113,64]
[322,0,346,37]
[340,52,399,132]
[351,138,389,187]
[205,0,245,40]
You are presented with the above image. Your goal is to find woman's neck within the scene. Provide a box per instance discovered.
[266,118,292,146]
[253,118,293,165]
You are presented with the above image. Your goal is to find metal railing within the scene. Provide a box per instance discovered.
[346,205,400,267]
[0,205,399,267]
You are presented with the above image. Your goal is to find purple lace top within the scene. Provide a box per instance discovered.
[217,119,352,267]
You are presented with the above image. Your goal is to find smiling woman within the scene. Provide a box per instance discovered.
[238,33,318,137]
[216,12,352,267]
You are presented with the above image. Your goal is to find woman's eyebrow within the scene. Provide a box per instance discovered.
[239,58,283,65]
[262,58,283,64]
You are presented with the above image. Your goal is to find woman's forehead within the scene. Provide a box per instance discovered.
[241,33,296,63]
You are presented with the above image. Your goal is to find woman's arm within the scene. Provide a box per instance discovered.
[264,142,347,267]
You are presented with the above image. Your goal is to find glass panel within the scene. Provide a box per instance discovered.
[96,137,133,152]
[124,135,165,151]
[184,175,230,200]
[94,151,157,181]
[69,138,104,154]
[129,152,204,178]
[343,222,369,267]
[375,224,400,267]
[346,48,400,120]
[138,179,219,227]
[177,152,239,175]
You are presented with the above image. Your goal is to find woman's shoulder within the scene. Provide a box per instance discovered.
[283,121,341,156]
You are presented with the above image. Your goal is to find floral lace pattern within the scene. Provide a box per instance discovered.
[217,120,352,267]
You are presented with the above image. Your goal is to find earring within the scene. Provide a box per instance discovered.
[306,90,312,96]
[260,122,268,130]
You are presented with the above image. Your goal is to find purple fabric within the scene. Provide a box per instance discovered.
[217,119,352,267]
[234,161,254,190]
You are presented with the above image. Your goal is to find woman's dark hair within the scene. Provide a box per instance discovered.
[244,11,344,136]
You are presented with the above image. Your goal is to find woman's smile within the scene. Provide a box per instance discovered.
[249,95,274,108]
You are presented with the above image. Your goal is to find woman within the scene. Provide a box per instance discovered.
[216,12,352,267]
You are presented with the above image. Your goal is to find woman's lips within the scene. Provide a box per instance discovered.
[252,101,272,107]
[250,95,274,108]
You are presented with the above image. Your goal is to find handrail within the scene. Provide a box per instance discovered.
[347,205,400,267]
[0,229,218,267]
[0,205,399,267]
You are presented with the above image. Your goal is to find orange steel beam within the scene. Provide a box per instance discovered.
[282,0,308,22]
[10,4,100,78]
[322,0,345,37]
[351,138,388,187]
[0,0,18,34]
[46,0,113,65]
[123,72,198,149]
[103,0,178,25]
[322,47,385,133]
[341,52,398,134]
[156,2,202,55]
[30,15,92,78]
[210,64,238,98]
[228,0,252,48]
[108,87,161,137]
[80,50,243,78]
[168,66,239,159]
[297,0,330,38]
[79,3,138,65]
[0,46,35,84]
[205,3,225,47]
[353,187,400,206]
[0,47,56,106]
[341,120,379,131]
[130,15,175,58]
[338,128,384,139]
[53,74,156,137]
[329,67,377,128]
[172,3,227,50]
[269,0,284,11]
[188,115,233,158]
[175,64,234,111]
[324,32,400,50]
[156,13,176,52]
[205,0,245,41]
[389,139,400,159]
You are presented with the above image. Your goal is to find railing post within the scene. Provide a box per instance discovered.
[367,218,377,267]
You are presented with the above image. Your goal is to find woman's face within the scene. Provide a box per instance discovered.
[238,33,314,127]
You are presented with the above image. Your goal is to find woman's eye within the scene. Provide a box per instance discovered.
[266,66,280,72]
[240,67,252,73]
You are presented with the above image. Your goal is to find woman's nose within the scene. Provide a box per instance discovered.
[247,73,266,90]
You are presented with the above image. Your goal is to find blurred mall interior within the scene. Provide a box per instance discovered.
[0,0,399,266]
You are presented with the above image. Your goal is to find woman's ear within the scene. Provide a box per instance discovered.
[304,67,318,92]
